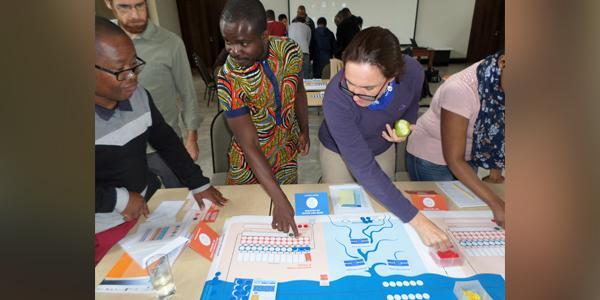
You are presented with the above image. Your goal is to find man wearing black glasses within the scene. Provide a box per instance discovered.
[94,16,228,265]
[105,0,201,189]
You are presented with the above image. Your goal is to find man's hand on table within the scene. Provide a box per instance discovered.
[193,186,229,210]
[409,212,453,251]
[271,197,299,236]
[121,191,149,221]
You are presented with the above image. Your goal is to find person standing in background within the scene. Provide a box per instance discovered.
[266,9,286,37]
[312,17,335,78]
[288,16,312,79]
[105,0,202,188]
[278,13,289,31]
[334,7,362,59]
[292,5,315,31]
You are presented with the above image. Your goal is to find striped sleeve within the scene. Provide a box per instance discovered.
[280,38,303,78]
[218,70,249,117]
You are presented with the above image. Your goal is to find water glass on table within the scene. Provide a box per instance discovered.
[145,254,176,299]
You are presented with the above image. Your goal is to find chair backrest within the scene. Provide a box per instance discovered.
[395,139,408,173]
[192,53,216,86]
[329,58,343,78]
[210,110,233,174]
[321,63,331,79]
[395,108,428,179]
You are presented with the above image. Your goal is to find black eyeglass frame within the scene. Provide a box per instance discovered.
[338,78,388,102]
[95,56,146,81]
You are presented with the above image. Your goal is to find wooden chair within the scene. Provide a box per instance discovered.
[329,58,343,78]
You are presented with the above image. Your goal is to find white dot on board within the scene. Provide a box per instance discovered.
[401,294,409,300]
[383,281,390,287]
[387,295,394,300]
[393,295,401,300]
[416,280,424,286]
[408,294,416,300]
[422,293,430,299]
[409,280,416,286]
[389,281,397,287]
[403,280,410,286]
[416,294,423,300]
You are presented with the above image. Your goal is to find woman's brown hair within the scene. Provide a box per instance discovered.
[342,26,405,82]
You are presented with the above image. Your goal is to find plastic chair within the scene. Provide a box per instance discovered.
[210,110,233,185]
[192,53,218,107]
[395,140,411,181]
[320,63,331,79]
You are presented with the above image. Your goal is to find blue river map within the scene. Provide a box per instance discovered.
[201,213,504,300]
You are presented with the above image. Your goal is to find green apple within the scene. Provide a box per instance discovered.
[394,119,411,138]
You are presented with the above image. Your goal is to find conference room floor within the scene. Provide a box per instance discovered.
[187,63,469,184]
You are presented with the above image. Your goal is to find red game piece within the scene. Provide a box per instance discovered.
[437,250,460,259]
[429,248,464,267]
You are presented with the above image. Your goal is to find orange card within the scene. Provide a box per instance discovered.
[411,193,448,211]
[189,222,220,261]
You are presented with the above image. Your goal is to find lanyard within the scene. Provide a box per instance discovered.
[261,60,283,125]
[367,81,396,111]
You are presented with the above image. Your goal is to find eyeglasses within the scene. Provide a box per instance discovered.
[95,56,146,81]
[114,2,147,13]
[338,78,387,102]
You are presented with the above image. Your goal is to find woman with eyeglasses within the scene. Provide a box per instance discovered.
[406,50,506,227]
[318,27,452,250]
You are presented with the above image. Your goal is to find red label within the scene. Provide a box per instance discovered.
[410,193,448,211]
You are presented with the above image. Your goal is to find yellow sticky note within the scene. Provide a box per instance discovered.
[338,190,355,205]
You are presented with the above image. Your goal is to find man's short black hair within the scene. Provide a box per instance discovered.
[278,13,287,21]
[221,0,266,36]
[266,9,275,21]
[317,17,327,26]
[96,15,130,56]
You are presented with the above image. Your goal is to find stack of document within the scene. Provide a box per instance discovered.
[118,196,214,267]
[97,198,216,294]
[436,181,487,208]
[304,79,327,91]
[118,200,191,267]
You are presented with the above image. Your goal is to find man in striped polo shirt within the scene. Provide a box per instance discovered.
[94,16,228,264]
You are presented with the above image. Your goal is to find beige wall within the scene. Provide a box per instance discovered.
[261,0,289,19]
[95,0,113,18]
[415,0,476,58]
[152,0,182,37]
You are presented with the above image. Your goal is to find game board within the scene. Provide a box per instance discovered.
[201,211,504,299]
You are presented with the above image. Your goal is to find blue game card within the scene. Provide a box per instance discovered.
[294,192,329,216]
